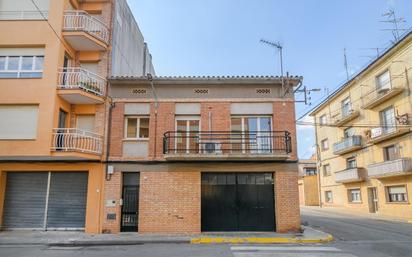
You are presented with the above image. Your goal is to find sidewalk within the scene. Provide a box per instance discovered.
[0,226,332,246]
[302,205,412,224]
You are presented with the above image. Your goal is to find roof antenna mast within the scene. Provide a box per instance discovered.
[260,39,285,93]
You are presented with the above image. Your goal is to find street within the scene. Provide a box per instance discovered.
[0,207,411,257]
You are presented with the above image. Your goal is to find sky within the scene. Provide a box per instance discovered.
[126,0,412,159]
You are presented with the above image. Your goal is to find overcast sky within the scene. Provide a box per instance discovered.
[127,0,412,159]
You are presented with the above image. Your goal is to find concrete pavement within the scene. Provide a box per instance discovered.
[301,206,412,257]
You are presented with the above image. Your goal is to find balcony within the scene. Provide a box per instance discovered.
[362,85,405,109]
[368,158,412,178]
[57,67,106,104]
[333,135,363,155]
[367,126,410,144]
[335,168,365,183]
[62,11,109,51]
[331,109,360,126]
[51,128,102,155]
[163,131,292,161]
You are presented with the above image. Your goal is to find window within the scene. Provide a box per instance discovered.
[0,55,44,78]
[343,127,355,138]
[380,106,396,134]
[305,168,317,176]
[386,186,408,203]
[346,157,357,169]
[376,70,391,91]
[0,105,39,139]
[341,97,352,117]
[175,116,200,153]
[319,114,327,125]
[348,188,361,203]
[125,116,149,139]
[230,116,272,153]
[323,164,331,176]
[383,144,400,161]
[321,138,329,151]
[325,191,333,203]
[76,115,95,132]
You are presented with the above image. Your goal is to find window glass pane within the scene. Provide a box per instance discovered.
[19,72,42,78]
[126,118,137,138]
[259,117,271,131]
[376,71,390,90]
[7,56,19,70]
[0,57,5,70]
[21,56,33,70]
[0,72,18,78]
[139,118,149,138]
[34,56,44,70]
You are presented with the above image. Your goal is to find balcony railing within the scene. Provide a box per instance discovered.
[163,131,292,159]
[367,158,412,178]
[63,10,109,44]
[367,125,410,144]
[57,67,106,97]
[333,135,362,155]
[331,108,360,126]
[335,168,364,183]
[51,128,102,155]
[0,11,48,20]
[362,84,405,109]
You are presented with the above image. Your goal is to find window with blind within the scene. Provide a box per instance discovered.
[376,70,391,91]
[0,105,39,139]
[386,186,408,203]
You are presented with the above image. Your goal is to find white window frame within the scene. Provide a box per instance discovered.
[175,116,201,154]
[348,188,361,203]
[0,55,44,78]
[124,116,150,140]
[376,70,391,91]
[319,114,327,125]
[230,116,273,154]
[321,138,329,151]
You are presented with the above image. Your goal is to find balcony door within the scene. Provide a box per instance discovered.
[57,109,68,150]
[380,106,396,134]
[341,97,352,117]
[175,116,200,154]
[231,117,272,154]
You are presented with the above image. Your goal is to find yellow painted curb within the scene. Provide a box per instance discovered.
[190,234,333,244]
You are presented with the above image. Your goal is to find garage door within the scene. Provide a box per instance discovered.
[201,173,275,232]
[2,172,88,230]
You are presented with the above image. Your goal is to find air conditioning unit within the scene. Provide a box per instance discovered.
[203,142,222,154]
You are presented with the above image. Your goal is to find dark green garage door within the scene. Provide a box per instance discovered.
[201,173,275,232]
[2,172,88,230]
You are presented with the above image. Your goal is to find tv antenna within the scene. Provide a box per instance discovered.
[381,9,407,43]
[260,39,285,92]
[344,48,350,81]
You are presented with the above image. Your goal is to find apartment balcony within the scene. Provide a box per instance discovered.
[335,167,365,183]
[368,158,412,178]
[367,126,410,144]
[163,131,292,161]
[51,128,102,155]
[57,67,106,104]
[333,135,363,155]
[362,85,405,109]
[331,109,360,126]
[62,11,109,51]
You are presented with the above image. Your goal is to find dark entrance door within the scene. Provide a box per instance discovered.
[201,173,275,232]
[121,172,139,232]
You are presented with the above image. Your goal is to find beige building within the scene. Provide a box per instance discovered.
[310,31,412,220]
[298,156,320,206]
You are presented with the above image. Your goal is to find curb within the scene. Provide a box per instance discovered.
[190,234,333,244]
[47,239,191,246]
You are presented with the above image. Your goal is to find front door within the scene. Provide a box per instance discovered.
[201,173,275,232]
[121,173,139,232]
[368,187,378,213]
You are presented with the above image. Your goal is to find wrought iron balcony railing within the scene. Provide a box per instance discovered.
[51,128,103,155]
[57,67,106,96]
[163,131,292,156]
[63,10,109,44]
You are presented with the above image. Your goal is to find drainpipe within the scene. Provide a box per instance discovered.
[147,74,159,158]
[314,116,322,208]
[105,98,115,181]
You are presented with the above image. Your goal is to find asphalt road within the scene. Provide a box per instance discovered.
[301,207,412,257]
[0,208,411,257]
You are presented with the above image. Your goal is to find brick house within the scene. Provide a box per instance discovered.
[102,76,302,234]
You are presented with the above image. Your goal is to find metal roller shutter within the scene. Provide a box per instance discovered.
[2,172,48,229]
[46,172,88,229]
